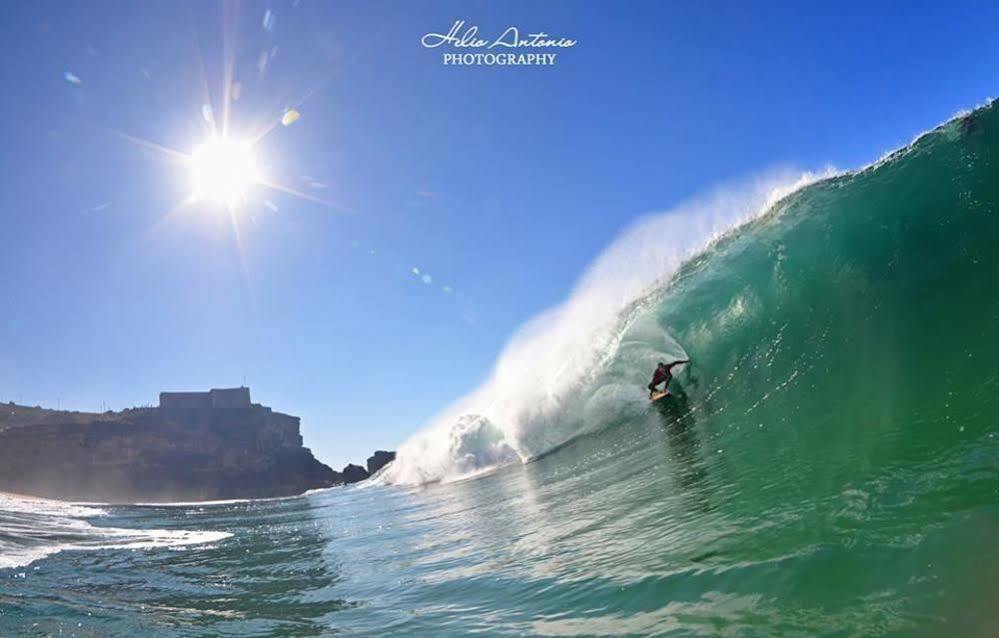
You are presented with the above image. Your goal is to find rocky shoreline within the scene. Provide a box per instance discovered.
[0,388,394,503]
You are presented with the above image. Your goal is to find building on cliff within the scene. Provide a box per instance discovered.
[159,386,252,410]
[158,387,304,450]
[0,388,341,502]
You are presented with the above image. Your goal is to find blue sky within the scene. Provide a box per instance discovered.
[1,0,996,469]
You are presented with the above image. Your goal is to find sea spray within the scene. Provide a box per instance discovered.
[384,170,831,484]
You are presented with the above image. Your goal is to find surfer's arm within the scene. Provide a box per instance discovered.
[667,359,689,369]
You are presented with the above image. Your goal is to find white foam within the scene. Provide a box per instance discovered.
[0,492,107,519]
[0,493,232,570]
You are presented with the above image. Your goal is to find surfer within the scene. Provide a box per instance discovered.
[648,359,688,399]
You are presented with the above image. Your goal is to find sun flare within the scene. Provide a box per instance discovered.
[188,136,260,207]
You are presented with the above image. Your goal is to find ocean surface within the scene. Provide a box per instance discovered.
[2,102,998,636]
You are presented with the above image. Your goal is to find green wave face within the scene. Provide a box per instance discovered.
[647,101,998,468]
[571,102,998,633]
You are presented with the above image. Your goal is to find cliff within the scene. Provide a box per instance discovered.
[342,463,370,484]
[0,392,342,502]
[367,450,396,475]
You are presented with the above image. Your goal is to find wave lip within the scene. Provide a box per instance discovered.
[384,170,830,486]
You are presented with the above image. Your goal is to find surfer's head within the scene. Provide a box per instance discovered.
[657,362,666,369]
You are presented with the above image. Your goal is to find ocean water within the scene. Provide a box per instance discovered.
[2,102,998,636]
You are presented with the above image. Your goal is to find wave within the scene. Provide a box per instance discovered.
[384,98,999,486]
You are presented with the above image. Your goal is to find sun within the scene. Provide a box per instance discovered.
[188,136,261,207]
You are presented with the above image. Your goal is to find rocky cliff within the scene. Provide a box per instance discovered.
[366,450,396,475]
[341,463,370,484]
[0,395,342,502]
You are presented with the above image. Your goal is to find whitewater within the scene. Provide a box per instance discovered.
[383,170,841,485]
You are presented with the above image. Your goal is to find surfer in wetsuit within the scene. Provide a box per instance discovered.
[648,360,688,398]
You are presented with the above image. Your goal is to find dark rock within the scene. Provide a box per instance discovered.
[341,463,370,484]
[0,391,342,502]
[366,450,396,475]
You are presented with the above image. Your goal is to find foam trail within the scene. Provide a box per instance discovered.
[0,492,231,569]
[383,169,832,485]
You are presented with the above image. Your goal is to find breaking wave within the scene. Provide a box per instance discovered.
[384,170,830,484]
[385,99,999,486]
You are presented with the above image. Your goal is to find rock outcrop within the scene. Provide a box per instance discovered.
[366,450,396,475]
[341,463,370,484]
[0,389,342,502]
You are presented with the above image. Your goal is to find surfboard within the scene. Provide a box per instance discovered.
[649,390,670,402]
